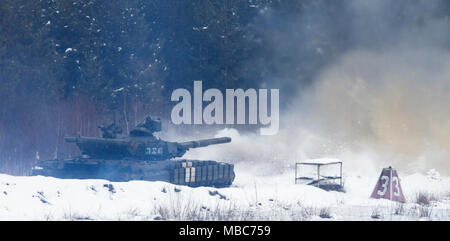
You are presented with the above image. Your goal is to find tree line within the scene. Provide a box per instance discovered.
[0,0,367,174]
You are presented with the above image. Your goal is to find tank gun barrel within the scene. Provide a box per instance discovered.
[178,137,231,149]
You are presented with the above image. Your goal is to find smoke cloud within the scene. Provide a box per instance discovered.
[298,48,450,174]
[185,0,450,176]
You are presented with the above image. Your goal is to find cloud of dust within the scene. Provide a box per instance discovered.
[298,48,450,175]
[186,47,450,176]
[184,0,450,176]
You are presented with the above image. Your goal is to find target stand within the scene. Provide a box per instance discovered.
[295,161,344,192]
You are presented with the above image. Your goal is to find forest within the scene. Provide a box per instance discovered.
[1,0,449,174]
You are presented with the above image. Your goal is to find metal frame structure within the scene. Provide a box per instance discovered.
[295,161,343,188]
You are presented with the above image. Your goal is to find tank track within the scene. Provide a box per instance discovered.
[32,158,235,188]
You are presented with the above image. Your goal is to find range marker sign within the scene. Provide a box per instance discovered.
[370,167,406,203]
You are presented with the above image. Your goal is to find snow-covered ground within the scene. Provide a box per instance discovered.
[0,159,449,220]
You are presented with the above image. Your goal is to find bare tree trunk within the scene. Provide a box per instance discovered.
[123,94,129,134]
[55,104,61,159]
[134,98,138,127]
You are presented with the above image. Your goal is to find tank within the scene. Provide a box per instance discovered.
[32,116,235,187]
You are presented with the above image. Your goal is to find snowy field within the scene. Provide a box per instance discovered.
[0,159,449,221]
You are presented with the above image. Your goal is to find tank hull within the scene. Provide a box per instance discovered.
[32,158,235,188]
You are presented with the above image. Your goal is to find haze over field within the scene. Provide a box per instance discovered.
[0,0,449,177]
[185,0,450,176]
[0,0,449,221]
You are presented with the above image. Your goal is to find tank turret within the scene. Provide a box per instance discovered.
[63,116,231,160]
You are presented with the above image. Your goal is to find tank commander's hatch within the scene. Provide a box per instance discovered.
[98,123,123,138]
[295,161,344,192]
[129,116,162,137]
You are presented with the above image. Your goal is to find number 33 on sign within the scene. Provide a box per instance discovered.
[370,166,406,203]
